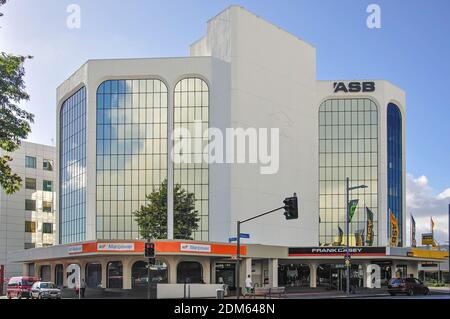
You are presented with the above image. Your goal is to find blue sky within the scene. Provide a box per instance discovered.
[1,0,449,240]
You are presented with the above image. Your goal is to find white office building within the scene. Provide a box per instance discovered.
[51,5,405,247]
[8,6,443,295]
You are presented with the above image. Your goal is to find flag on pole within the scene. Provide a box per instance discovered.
[348,199,359,223]
[411,215,417,247]
[390,209,399,247]
[431,217,435,235]
[365,207,374,246]
[355,229,365,246]
[337,226,343,246]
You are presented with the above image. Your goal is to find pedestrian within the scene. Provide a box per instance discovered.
[80,279,87,298]
[245,275,253,298]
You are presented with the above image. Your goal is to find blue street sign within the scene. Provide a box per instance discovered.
[228,233,251,242]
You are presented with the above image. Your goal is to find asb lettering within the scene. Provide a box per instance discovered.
[333,82,375,93]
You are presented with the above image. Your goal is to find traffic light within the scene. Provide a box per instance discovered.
[283,194,298,220]
[144,242,155,258]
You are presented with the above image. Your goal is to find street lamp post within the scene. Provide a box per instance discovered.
[345,177,367,295]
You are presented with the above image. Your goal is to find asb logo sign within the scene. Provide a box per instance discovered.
[333,81,375,93]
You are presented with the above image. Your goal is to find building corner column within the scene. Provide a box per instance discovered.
[309,262,317,288]
[268,258,278,287]
[101,260,108,288]
[22,263,29,277]
[122,259,132,290]
[50,263,56,284]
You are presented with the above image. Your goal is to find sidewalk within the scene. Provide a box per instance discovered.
[429,287,450,294]
[224,287,390,299]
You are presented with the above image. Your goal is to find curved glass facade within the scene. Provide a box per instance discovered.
[60,87,86,244]
[319,99,378,246]
[387,103,403,246]
[174,78,209,241]
[96,79,168,240]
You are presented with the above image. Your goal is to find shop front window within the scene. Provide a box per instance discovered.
[177,261,203,284]
[55,264,64,287]
[131,260,168,288]
[86,263,102,288]
[40,265,51,282]
[107,261,123,288]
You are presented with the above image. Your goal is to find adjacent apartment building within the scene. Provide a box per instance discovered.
[0,141,56,280]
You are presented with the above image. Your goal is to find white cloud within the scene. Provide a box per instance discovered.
[406,173,449,245]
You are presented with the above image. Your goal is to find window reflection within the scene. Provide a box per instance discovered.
[318,99,378,247]
[96,79,168,240]
[387,103,403,246]
[174,78,209,241]
[60,87,86,244]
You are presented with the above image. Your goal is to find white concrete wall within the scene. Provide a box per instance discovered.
[191,6,318,246]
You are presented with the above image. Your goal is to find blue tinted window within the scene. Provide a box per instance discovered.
[387,103,403,246]
[59,87,86,244]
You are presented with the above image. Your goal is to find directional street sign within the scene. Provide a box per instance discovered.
[228,233,251,242]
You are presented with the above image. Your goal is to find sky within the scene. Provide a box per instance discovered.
[1,0,449,243]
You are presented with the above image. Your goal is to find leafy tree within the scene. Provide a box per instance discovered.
[0,0,34,194]
[134,179,200,240]
[0,0,5,19]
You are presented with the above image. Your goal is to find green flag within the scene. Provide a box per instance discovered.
[348,199,359,223]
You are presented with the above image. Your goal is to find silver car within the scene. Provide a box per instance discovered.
[31,282,62,299]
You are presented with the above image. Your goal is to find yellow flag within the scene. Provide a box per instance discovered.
[390,210,399,247]
[431,218,435,233]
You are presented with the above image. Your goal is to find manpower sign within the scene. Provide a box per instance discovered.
[67,240,246,256]
[68,241,143,255]
[288,247,386,257]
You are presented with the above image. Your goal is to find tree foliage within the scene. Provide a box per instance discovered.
[134,179,200,241]
[0,0,34,194]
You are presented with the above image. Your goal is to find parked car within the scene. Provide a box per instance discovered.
[6,276,39,299]
[30,282,62,299]
[388,277,429,296]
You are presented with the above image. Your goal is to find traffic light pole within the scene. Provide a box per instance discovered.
[235,205,285,299]
[147,258,151,300]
